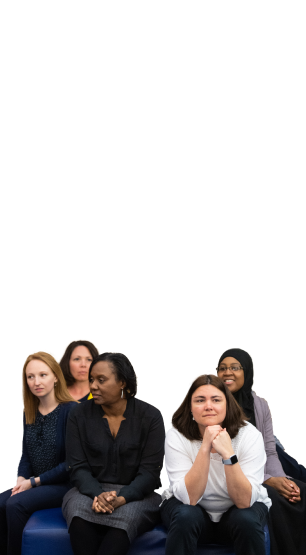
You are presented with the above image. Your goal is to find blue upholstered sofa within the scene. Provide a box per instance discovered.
[22,508,270,555]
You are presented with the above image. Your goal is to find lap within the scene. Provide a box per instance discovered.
[1,483,71,513]
[161,497,268,547]
[161,496,208,530]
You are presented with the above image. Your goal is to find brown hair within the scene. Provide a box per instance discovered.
[23,352,76,424]
[172,374,247,441]
[60,340,99,387]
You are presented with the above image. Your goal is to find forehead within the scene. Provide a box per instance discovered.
[91,360,114,377]
[220,357,240,365]
[192,384,225,399]
[26,359,51,374]
[71,346,92,358]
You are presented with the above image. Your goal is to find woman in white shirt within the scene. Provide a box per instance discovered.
[160,374,271,555]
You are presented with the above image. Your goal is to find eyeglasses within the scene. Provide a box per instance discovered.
[217,365,243,373]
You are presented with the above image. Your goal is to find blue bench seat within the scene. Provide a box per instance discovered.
[22,508,270,555]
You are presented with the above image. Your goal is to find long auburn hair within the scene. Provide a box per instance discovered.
[172,374,247,441]
[23,352,76,424]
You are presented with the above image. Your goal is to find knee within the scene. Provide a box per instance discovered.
[5,494,26,516]
[171,504,204,533]
[231,507,264,535]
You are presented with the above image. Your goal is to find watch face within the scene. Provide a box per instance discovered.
[230,455,238,465]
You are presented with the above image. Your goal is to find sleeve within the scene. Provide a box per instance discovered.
[163,428,193,505]
[119,410,165,503]
[17,414,33,479]
[260,400,286,481]
[65,408,108,499]
[237,426,267,506]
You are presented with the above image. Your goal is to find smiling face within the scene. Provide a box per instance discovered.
[89,361,125,406]
[191,384,227,435]
[26,359,57,400]
[217,356,245,393]
[69,346,93,383]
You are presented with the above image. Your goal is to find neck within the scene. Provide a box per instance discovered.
[38,390,59,415]
[102,398,127,417]
[68,381,90,398]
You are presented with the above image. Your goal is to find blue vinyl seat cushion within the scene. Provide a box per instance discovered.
[22,508,270,555]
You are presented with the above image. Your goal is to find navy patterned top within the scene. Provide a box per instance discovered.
[18,401,76,485]
[26,405,60,477]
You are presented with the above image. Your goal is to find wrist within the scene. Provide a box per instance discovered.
[221,448,235,460]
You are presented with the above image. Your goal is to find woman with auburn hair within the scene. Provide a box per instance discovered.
[60,340,99,402]
[217,348,306,555]
[0,352,76,555]
[160,374,271,555]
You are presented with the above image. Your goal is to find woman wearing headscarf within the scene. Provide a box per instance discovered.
[217,348,306,555]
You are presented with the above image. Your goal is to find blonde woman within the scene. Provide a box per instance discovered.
[0,352,76,555]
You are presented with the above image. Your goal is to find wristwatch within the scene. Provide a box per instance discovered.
[222,455,238,465]
[30,476,37,488]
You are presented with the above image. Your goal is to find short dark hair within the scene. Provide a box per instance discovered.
[89,352,137,399]
[172,374,247,441]
[60,340,99,386]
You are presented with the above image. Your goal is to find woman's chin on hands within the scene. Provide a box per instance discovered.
[202,425,223,450]
[211,429,234,459]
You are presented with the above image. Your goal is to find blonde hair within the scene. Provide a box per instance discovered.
[23,352,76,424]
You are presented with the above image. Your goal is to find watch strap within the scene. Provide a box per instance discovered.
[222,454,238,465]
[30,476,37,488]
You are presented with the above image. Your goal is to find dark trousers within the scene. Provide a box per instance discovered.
[276,445,306,483]
[160,497,268,555]
[0,483,71,555]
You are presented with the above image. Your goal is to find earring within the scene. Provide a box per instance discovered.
[121,388,124,399]
[191,412,194,420]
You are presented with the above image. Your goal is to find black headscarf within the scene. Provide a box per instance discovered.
[218,348,256,427]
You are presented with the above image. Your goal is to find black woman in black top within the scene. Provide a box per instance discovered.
[63,352,165,555]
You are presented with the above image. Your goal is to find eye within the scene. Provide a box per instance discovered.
[98,378,105,383]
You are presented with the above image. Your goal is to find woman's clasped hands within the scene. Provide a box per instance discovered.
[92,491,126,513]
[203,425,234,459]
[264,476,301,503]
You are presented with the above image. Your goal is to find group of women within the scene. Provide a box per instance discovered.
[0,342,305,555]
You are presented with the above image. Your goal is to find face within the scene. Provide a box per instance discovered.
[89,361,125,406]
[69,346,93,382]
[26,359,57,399]
[191,384,226,433]
[217,356,245,393]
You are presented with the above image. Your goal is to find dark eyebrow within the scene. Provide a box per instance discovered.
[193,395,222,400]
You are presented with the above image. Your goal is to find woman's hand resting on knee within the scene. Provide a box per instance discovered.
[91,492,126,513]
[264,477,301,503]
[11,478,32,496]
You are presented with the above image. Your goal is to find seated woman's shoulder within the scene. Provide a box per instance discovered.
[252,391,271,413]
[132,397,163,419]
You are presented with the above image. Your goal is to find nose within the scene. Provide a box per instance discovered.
[80,359,87,367]
[34,376,41,385]
[204,400,213,411]
[90,380,98,390]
